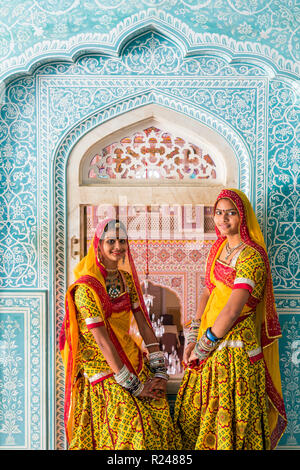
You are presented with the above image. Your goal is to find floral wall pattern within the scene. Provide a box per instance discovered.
[0,292,46,449]
[0,3,299,449]
[0,1,299,81]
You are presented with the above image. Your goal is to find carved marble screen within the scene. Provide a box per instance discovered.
[85,126,217,182]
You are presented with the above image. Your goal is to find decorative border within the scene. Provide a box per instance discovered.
[1,9,299,83]
[0,15,298,450]
[276,311,300,448]
[274,296,300,448]
[0,291,47,450]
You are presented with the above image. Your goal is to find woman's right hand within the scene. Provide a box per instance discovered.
[138,380,161,399]
[183,342,196,365]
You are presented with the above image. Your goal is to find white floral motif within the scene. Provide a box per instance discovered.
[33,0,79,14]
[0,319,23,446]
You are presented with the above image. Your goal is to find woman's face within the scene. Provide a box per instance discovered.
[99,229,128,265]
[214,198,240,237]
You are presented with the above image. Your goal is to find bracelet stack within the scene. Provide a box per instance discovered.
[186,319,201,345]
[194,328,222,361]
[114,365,144,396]
[149,351,169,381]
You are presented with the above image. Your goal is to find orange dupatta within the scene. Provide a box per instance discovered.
[59,218,153,445]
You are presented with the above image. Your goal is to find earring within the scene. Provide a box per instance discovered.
[97,249,103,265]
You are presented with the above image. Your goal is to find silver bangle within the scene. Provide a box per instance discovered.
[154,371,169,381]
[145,342,160,348]
[149,351,168,377]
[114,365,143,395]
[114,364,130,383]
[131,381,144,397]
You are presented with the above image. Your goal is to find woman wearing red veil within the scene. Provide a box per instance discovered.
[174,188,287,450]
[59,218,179,450]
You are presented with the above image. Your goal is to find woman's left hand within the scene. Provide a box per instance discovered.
[188,348,210,364]
[188,350,201,363]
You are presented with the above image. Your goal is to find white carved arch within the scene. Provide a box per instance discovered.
[78,105,234,186]
[68,103,245,191]
[64,101,251,284]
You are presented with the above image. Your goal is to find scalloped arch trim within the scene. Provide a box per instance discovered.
[54,95,252,197]
[1,8,299,84]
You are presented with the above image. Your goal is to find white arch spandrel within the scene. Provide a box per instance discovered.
[64,102,251,284]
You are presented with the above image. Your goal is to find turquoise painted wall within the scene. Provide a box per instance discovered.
[0,2,299,449]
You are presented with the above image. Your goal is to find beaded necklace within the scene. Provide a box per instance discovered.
[105,270,124,298]
[225,241,244,260]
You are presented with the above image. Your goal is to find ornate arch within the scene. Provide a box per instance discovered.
[1,8,299,83]
[54,95,253,315]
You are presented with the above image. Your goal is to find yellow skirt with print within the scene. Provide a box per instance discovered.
[174,315,271,450]
[69,364,180,450]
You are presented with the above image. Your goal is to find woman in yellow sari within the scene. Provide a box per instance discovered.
[174,188,287,450]
[59,218,179,450]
